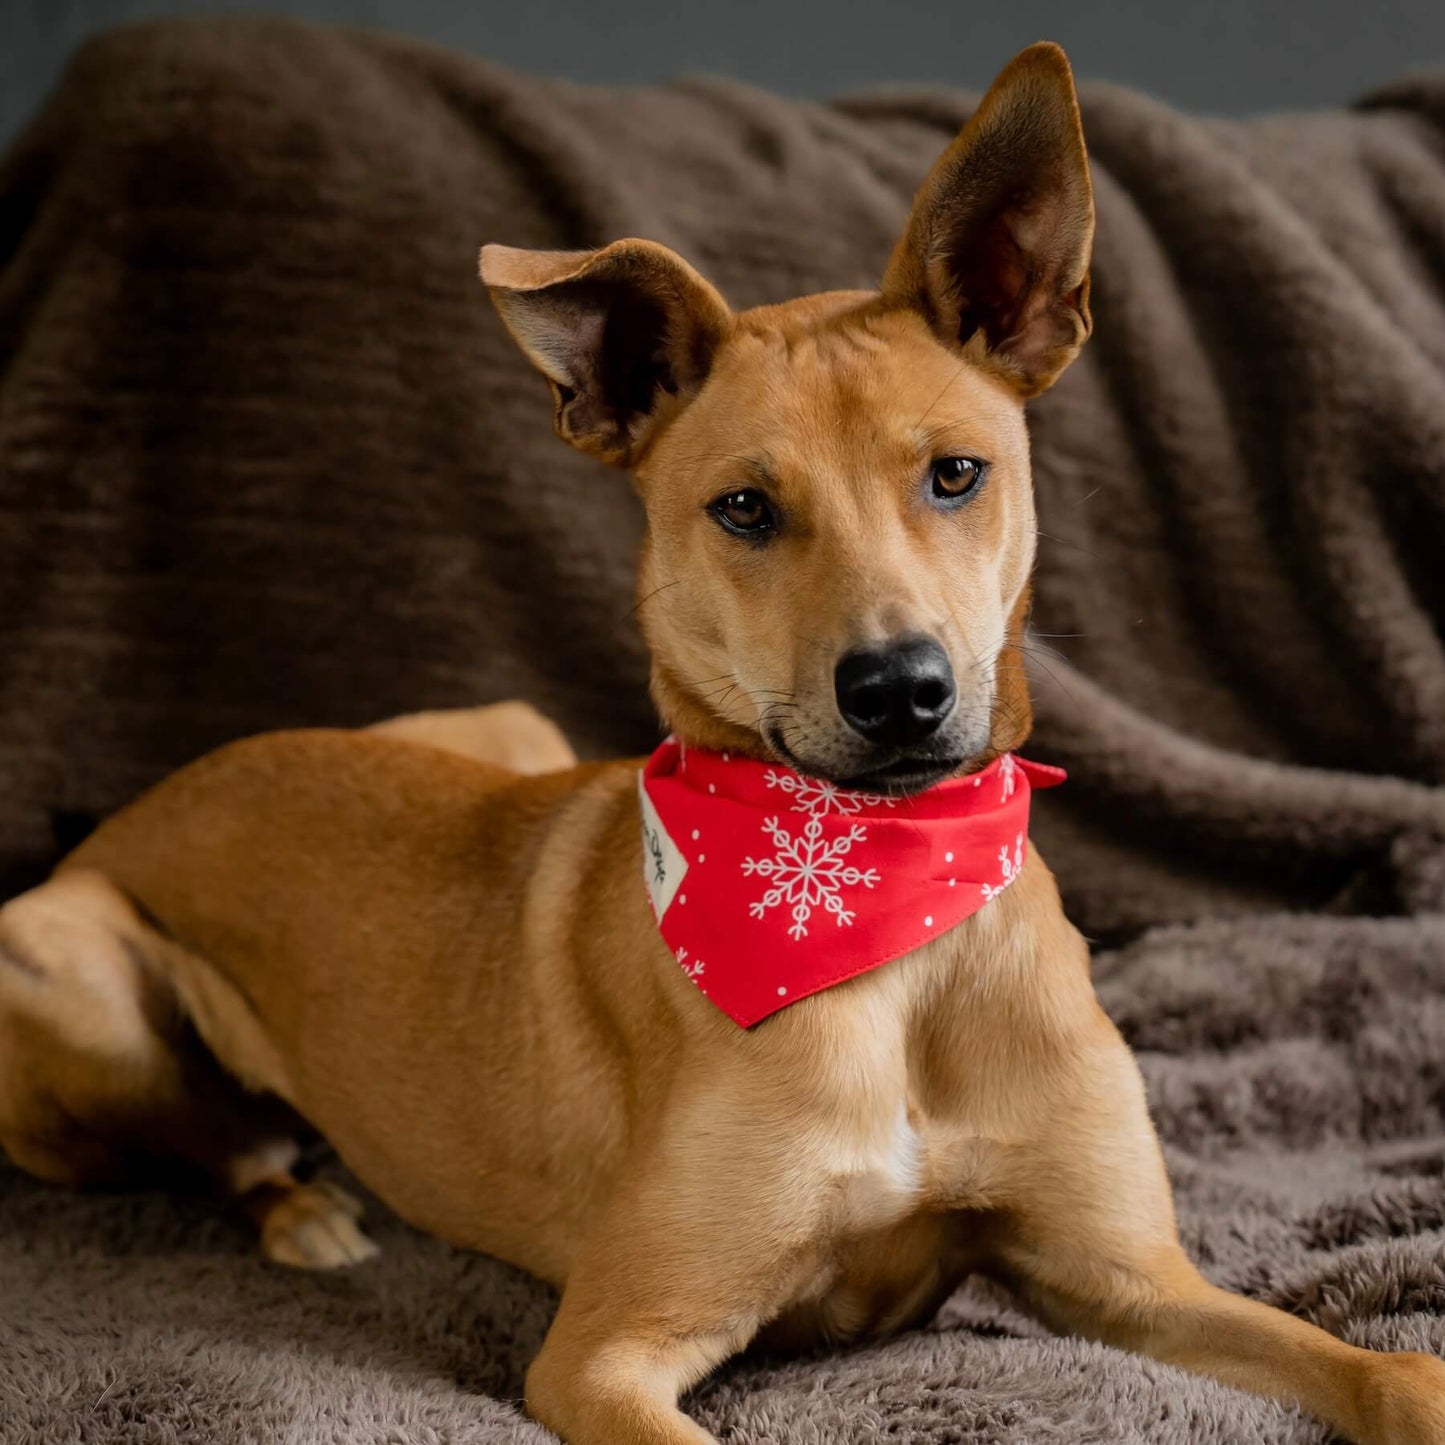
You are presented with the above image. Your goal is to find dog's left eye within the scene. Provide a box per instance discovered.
[930,456,986,502]
[711,488,776,537]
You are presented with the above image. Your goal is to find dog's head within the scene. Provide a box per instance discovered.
[482,44,1092,794]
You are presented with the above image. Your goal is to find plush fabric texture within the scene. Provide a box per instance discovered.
[3,17,1445,1442]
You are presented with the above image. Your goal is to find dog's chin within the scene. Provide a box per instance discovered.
[763,729,966,798]
[832,756,965,797]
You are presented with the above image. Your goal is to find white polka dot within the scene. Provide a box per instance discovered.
[949,878,956,887]
[691,829,700,840]
[944,850,954,863]
[924,915,933,928]
[708,783,716,794]
[723,751,731,762]
[698,853,706,863]
[777,986,787,996]
[679,894,687,905]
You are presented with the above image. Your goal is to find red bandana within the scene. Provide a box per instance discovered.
[639,739,1065,1027]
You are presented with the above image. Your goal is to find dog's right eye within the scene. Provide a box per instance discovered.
[711,488,777,537]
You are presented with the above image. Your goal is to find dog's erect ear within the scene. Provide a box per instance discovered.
[882,43,1094,398]
[480,239,732,467]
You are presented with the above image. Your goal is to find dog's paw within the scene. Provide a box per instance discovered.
[1360,1351,1445,1445]
[259,1181,380,1269]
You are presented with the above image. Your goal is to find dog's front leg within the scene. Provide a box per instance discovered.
[991,1030,1445,1444]
[1002,1236,1445,1444]
[525,1287,741,1445]
[523,1119,816,1444]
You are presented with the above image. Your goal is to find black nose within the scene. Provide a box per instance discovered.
[834,636,956,747]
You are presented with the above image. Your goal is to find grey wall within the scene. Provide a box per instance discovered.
[5,0,1445,149]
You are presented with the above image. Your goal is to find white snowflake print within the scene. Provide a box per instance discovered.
[743,815,880,940]
[675,947,705,981]
[980,832,1025,902]
[762,769,896,818]
[998,753,1018,802]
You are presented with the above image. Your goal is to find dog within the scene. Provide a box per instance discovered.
[2,42,1442,1445]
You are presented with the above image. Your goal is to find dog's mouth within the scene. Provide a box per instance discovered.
[765,729,962,797]
[835,756,964,796]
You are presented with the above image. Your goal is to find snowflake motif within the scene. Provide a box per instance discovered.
[743,815,880,940]
[980,832,1025,902]
[998,753,1018,802]
[675,947,705,981]
[762,769,896,818]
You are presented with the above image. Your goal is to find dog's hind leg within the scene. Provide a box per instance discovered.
[367,700,577,774]
[0,869,376,1269]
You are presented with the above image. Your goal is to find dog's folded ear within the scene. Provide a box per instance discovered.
[480,239,732,466]
[883,42,1094,398]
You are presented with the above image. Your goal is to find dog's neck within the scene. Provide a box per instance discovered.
[647,588,1037,781]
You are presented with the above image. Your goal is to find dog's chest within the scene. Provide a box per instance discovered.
[753,886,1060,1340]
[768,1101,996,1347]
[827,1098,993,1227]
[795,929,1030,1225]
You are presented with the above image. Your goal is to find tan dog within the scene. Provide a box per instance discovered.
[1,44,1442,1445]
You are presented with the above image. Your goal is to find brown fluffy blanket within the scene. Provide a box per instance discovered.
[3,18,1445,1442]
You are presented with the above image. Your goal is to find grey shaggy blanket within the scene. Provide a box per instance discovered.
[3,17,1445,1442]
